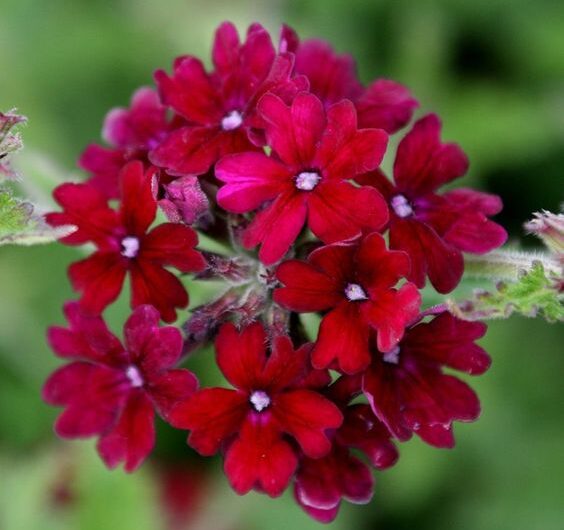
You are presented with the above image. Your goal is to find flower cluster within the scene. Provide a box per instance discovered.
[44,22,506,523]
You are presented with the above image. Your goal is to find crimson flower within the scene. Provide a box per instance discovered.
[150,22,305,176]
[43,303,198,472]
[169,322,343,497]
[46,160,206,322]
[357,114,507,293]
[216,92,389,265]
[80,87,172,199]
[295,403,398,523]
[279,26,419,133]
[362,311,490,448]
[275,233,421,373]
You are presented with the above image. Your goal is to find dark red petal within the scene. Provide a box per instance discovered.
[215,322,267,391]
[415,423,455,449]
[308,182,388,243]
[274,260,341,312]
[443,188,503,216]
[356,79,419,134]
[129,260,189,323]
[149,369,199,419]
[259,336,309,392]
[444,212,508,254]
[243,190,307,265]
[44,362,126,437]
[356,232,410,291]
[318,108,388,180]
[103,87,168,149]
[78,145,124,200]
[211,21,240,77]
[404,313,490,375]
[356,168,396,200]
[169,388,248,456]
[69,252,127,314]
[362,360,411,441]
[308,241,356,283]
[47,301,124,362]
[119,161,157,236]
[224,417,297,497]
[390,218,464,294]
[149,126,221,176]
[312,302,371,375]
[97,390,155,472]
[215,152,290,213]
[47,183,119,246]
[274,389,343,458]
[258,92,325,167]
[294,39,363,105]
[295,457,341,515]
[394,114,469,196]
[124,305,184,372]
[142,223,206,272]
[363,283,421,353]
[155,57,222,124]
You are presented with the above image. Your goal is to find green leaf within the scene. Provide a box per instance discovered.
[449,262,564,323]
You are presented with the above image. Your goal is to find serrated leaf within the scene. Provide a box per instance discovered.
[449,262,564,323]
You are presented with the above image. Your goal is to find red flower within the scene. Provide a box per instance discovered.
[358,114,507,293]
[279,26,419,133]
[46,161,206,322]
[150,22,305,176]
[295,403,398,523]
[216,92,389,265]
[362,312,491,448]
[169,322,343,497]
[275,233,421,374]
[79,87,172,199]
[43,303,198,471]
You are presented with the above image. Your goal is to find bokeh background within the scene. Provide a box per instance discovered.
[1,0,563,529]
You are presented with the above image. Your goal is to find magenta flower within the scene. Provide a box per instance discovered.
[79,87,172,199]
[275,233,421,373]
[358,114,507,293]
[216,92,389,264]
[362,312,491,448]
[169,322,343,497]
[46,160,206,322]
[279,26,419,133]
[295,403,398,523]
[43,303,198,472]
[150,22,305,176]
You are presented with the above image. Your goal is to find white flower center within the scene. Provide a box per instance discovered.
[125,365,144,387]
[121,236,140,258]
[391,194,413,218]
[249,390,271,412]
[221,110,243,131]
[383,346,400,365]
[344,283,368,301]
[295,171,321,191]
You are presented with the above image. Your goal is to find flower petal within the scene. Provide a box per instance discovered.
[312,302,371,375]
[394,114,469,196]
[215,322,267,391]
[216,152,290,213]
[68,252,127,314]
[274,259,342,312]
[119,161,157,236]
[274,389,343,458]
[97,390,155,472]
[169,388,248,456]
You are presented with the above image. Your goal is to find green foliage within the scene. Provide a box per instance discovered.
[450,261,563,323]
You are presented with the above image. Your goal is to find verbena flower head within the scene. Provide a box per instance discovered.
[41,20,505,523]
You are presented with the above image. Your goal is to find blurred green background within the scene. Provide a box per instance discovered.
[1,0,563,529]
